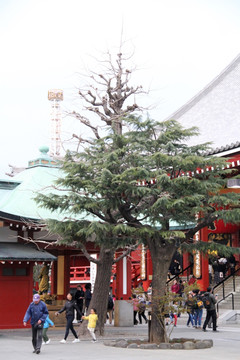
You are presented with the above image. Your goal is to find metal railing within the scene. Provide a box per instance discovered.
[213,266,240,300]
[166,263,193,285]
[217,292,234,312]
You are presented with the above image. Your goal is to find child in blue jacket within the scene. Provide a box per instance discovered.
[43,315,54,344]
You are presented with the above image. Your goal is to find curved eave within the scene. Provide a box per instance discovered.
[0,242,57,261]
[0,211,40,224]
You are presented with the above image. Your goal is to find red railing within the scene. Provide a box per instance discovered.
[70,266,90,282]
[70,261,142,284]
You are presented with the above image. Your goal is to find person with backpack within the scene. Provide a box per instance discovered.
[202,287,218,332]
[137,295,148,324]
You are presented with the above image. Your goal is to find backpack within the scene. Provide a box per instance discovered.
[197,299,204,309]
[202,293,212,309]
[138,300,146,311]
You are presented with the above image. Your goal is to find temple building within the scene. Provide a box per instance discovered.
[163,53,240,291]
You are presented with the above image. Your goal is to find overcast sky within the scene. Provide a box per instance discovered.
[0,0,240,177]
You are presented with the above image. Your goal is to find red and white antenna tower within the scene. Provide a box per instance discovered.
[48,89,63,157]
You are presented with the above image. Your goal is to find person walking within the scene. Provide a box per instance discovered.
[138,296,148,324]
[55,292,82,343]
[171,279,180,295]
[84,283,92,313]
[75,285,85,322]
[106,294,114,324]
[132,294,139,325]
[202,287,218,332]
[82,308,98,343]
[42,314,54,345]
[170,301,178,327]
[185,293,194,327]
[212,258,220,285]
[193,289,204,329]
[23,293,49,354]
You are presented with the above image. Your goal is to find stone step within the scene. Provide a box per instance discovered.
[215,278,240,310]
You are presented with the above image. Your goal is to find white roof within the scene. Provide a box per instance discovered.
[165,53,240,150]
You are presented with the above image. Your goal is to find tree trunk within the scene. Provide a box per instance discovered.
[147,238,176,343]
[88,246,115,335]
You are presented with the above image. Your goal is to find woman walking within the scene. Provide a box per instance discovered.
[55,293,82,343]
[185,293,194,327]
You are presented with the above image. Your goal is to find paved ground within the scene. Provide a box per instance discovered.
[1,316,240,360]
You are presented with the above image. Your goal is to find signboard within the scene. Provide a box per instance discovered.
[193,229,201,279]
[140,244,146,280]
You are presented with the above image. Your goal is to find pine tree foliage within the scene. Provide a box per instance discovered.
[38,115,240,252]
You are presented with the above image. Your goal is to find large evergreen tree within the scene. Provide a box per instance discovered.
[37,51,143,335]
[37,52,240,342]
[38,115,240,342]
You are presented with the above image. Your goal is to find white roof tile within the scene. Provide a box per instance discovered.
[165,53,240,150]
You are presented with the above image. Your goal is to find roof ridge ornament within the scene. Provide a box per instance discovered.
[28,146,59,169]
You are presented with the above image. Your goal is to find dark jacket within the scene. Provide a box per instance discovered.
[185,298,195,313]
[58,300,82,318]
[85,289,92,309]
[205,291,217,311]
[23,301,48,325]
[75,289,85,305]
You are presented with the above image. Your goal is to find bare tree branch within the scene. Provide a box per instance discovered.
[71,241,100,264]
[113,243,139,263]
[70,111,100,139]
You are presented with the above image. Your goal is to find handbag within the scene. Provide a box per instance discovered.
[34,322,43,329]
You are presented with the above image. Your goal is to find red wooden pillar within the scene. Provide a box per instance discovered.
[115,255,132,300]
[64,254,71,297]
[197,226,209,291]
[182,252,190,271]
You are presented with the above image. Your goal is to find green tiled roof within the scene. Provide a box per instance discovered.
[0,147,92,223]
[0,165,63,221]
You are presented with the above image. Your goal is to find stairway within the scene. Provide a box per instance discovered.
[214,276,240,310]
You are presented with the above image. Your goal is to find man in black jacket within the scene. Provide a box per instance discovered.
[202,287,218,332]
[75,285,85,322]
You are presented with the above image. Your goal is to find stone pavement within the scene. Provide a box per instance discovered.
[1,316,240,360]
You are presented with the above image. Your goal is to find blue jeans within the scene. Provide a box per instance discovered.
[187,312,194,326]
[194,308,203,326]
